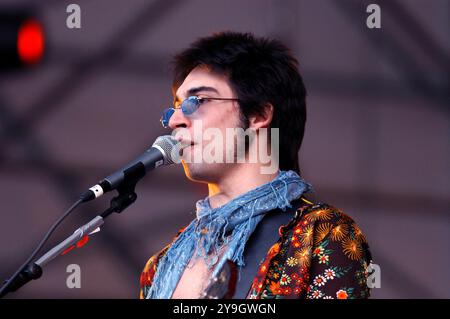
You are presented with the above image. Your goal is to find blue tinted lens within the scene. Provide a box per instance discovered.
[160,108,175,128]
[181,96,200,115]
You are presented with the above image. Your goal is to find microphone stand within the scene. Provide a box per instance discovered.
[0,180,139,298]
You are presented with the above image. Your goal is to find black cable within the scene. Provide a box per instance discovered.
[0,198,83,298]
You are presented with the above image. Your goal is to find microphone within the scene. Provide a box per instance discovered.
[80,135,180,202]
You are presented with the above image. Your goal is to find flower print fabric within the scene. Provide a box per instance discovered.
[140,201,373,299]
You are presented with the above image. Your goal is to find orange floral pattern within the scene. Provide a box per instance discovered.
[139,203,373,299]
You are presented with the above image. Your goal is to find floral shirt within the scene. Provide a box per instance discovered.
[140,201,373,299]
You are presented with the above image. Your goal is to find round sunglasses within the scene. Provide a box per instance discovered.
[160,96,239,128]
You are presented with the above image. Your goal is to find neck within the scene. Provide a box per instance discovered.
[207,164,279,209]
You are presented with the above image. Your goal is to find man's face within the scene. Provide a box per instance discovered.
[169,66,243,183]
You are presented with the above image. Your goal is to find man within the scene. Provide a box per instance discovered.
[140,32,372,299]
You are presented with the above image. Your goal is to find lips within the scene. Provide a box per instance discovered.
[178,139,195,148]
[176,139,196,158]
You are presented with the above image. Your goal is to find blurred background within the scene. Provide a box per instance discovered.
[0,0,448,298]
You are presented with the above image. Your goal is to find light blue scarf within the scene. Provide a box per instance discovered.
[146,170,312,299]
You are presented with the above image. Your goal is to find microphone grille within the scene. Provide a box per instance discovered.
[152,135,180,165]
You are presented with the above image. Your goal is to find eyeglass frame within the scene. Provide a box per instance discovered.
[160,95,240,128]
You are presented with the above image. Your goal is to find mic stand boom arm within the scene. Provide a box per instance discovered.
[0,178,139,298]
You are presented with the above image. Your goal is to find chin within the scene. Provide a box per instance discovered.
[181,161,225,184]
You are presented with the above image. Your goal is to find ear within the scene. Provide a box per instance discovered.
[247,103,274,129]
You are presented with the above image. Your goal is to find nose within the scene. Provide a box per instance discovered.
[168,108,190,129]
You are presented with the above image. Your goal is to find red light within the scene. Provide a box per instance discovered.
[76,235,89,248]
[61,245,75,256]
[17,19,45,64]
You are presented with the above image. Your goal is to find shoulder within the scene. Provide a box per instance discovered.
[281,200,372,269]
[297,203,373,299]
[248,200,373,299]
[297,201,359,225]
[289,201,370,249]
